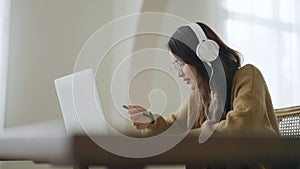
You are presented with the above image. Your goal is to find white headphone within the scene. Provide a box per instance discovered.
[184,23,226,143]
[186,22,220,63]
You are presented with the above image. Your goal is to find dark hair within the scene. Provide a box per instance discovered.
[168,22,241,124]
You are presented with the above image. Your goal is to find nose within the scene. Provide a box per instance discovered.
[177,71,184,77]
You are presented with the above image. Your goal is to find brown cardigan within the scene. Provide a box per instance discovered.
[142,64,279,137]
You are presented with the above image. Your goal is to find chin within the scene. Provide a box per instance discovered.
[189,84,196,90]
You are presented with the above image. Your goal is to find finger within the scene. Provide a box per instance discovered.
[128,105,146,110]
[128,108,141,115]
[127,105,138,109]
[130,113,143,122]
[128,107,146,115]
[130,113,151,123]
[128,104,140,108]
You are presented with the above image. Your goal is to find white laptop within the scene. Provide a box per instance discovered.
[54,68,108,135]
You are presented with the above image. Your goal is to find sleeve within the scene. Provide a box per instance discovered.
[192,65,278,137]
[141,91,196,136]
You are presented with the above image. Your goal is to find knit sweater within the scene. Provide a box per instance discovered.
[142,64,279,137]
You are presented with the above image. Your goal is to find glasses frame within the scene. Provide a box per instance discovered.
[170,60,185,75]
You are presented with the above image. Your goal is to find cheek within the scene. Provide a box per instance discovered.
[184,66,197,79]
[191,67,198,77]
[182,66,191,76]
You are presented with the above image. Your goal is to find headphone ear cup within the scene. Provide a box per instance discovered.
[196,40,220,62]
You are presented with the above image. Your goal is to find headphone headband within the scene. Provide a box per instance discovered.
[187,22,207,42]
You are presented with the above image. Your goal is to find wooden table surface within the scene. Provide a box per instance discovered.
[1,133,299,169]
[71,135,300,169]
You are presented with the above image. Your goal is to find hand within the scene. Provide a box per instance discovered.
[127,105,154,130]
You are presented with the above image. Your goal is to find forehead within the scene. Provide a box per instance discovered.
[168,50,182,63]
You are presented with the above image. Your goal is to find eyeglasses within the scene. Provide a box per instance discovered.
[170,60,185,75]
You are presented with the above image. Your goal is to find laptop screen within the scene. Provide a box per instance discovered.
[54,68,108,135]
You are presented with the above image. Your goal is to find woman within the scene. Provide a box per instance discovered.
[127,22,279,139]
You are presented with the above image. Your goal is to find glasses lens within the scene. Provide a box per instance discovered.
[170,63,177,74]
[170,61,184,74]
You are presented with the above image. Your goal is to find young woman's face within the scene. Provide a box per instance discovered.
[169,51,198,90]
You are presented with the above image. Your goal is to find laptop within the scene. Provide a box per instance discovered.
[54,68,108,135]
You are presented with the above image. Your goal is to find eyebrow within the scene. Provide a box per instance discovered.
[172,60,184,64]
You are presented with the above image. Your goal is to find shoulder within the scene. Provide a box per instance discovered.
[235,64,262,78]
[232,64,268,96]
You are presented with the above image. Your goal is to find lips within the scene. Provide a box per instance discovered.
[183,78,190,84]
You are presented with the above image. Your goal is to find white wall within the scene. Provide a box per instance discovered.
[6,0,111,127]
[4,0,141,168]
[0,0,10,132]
